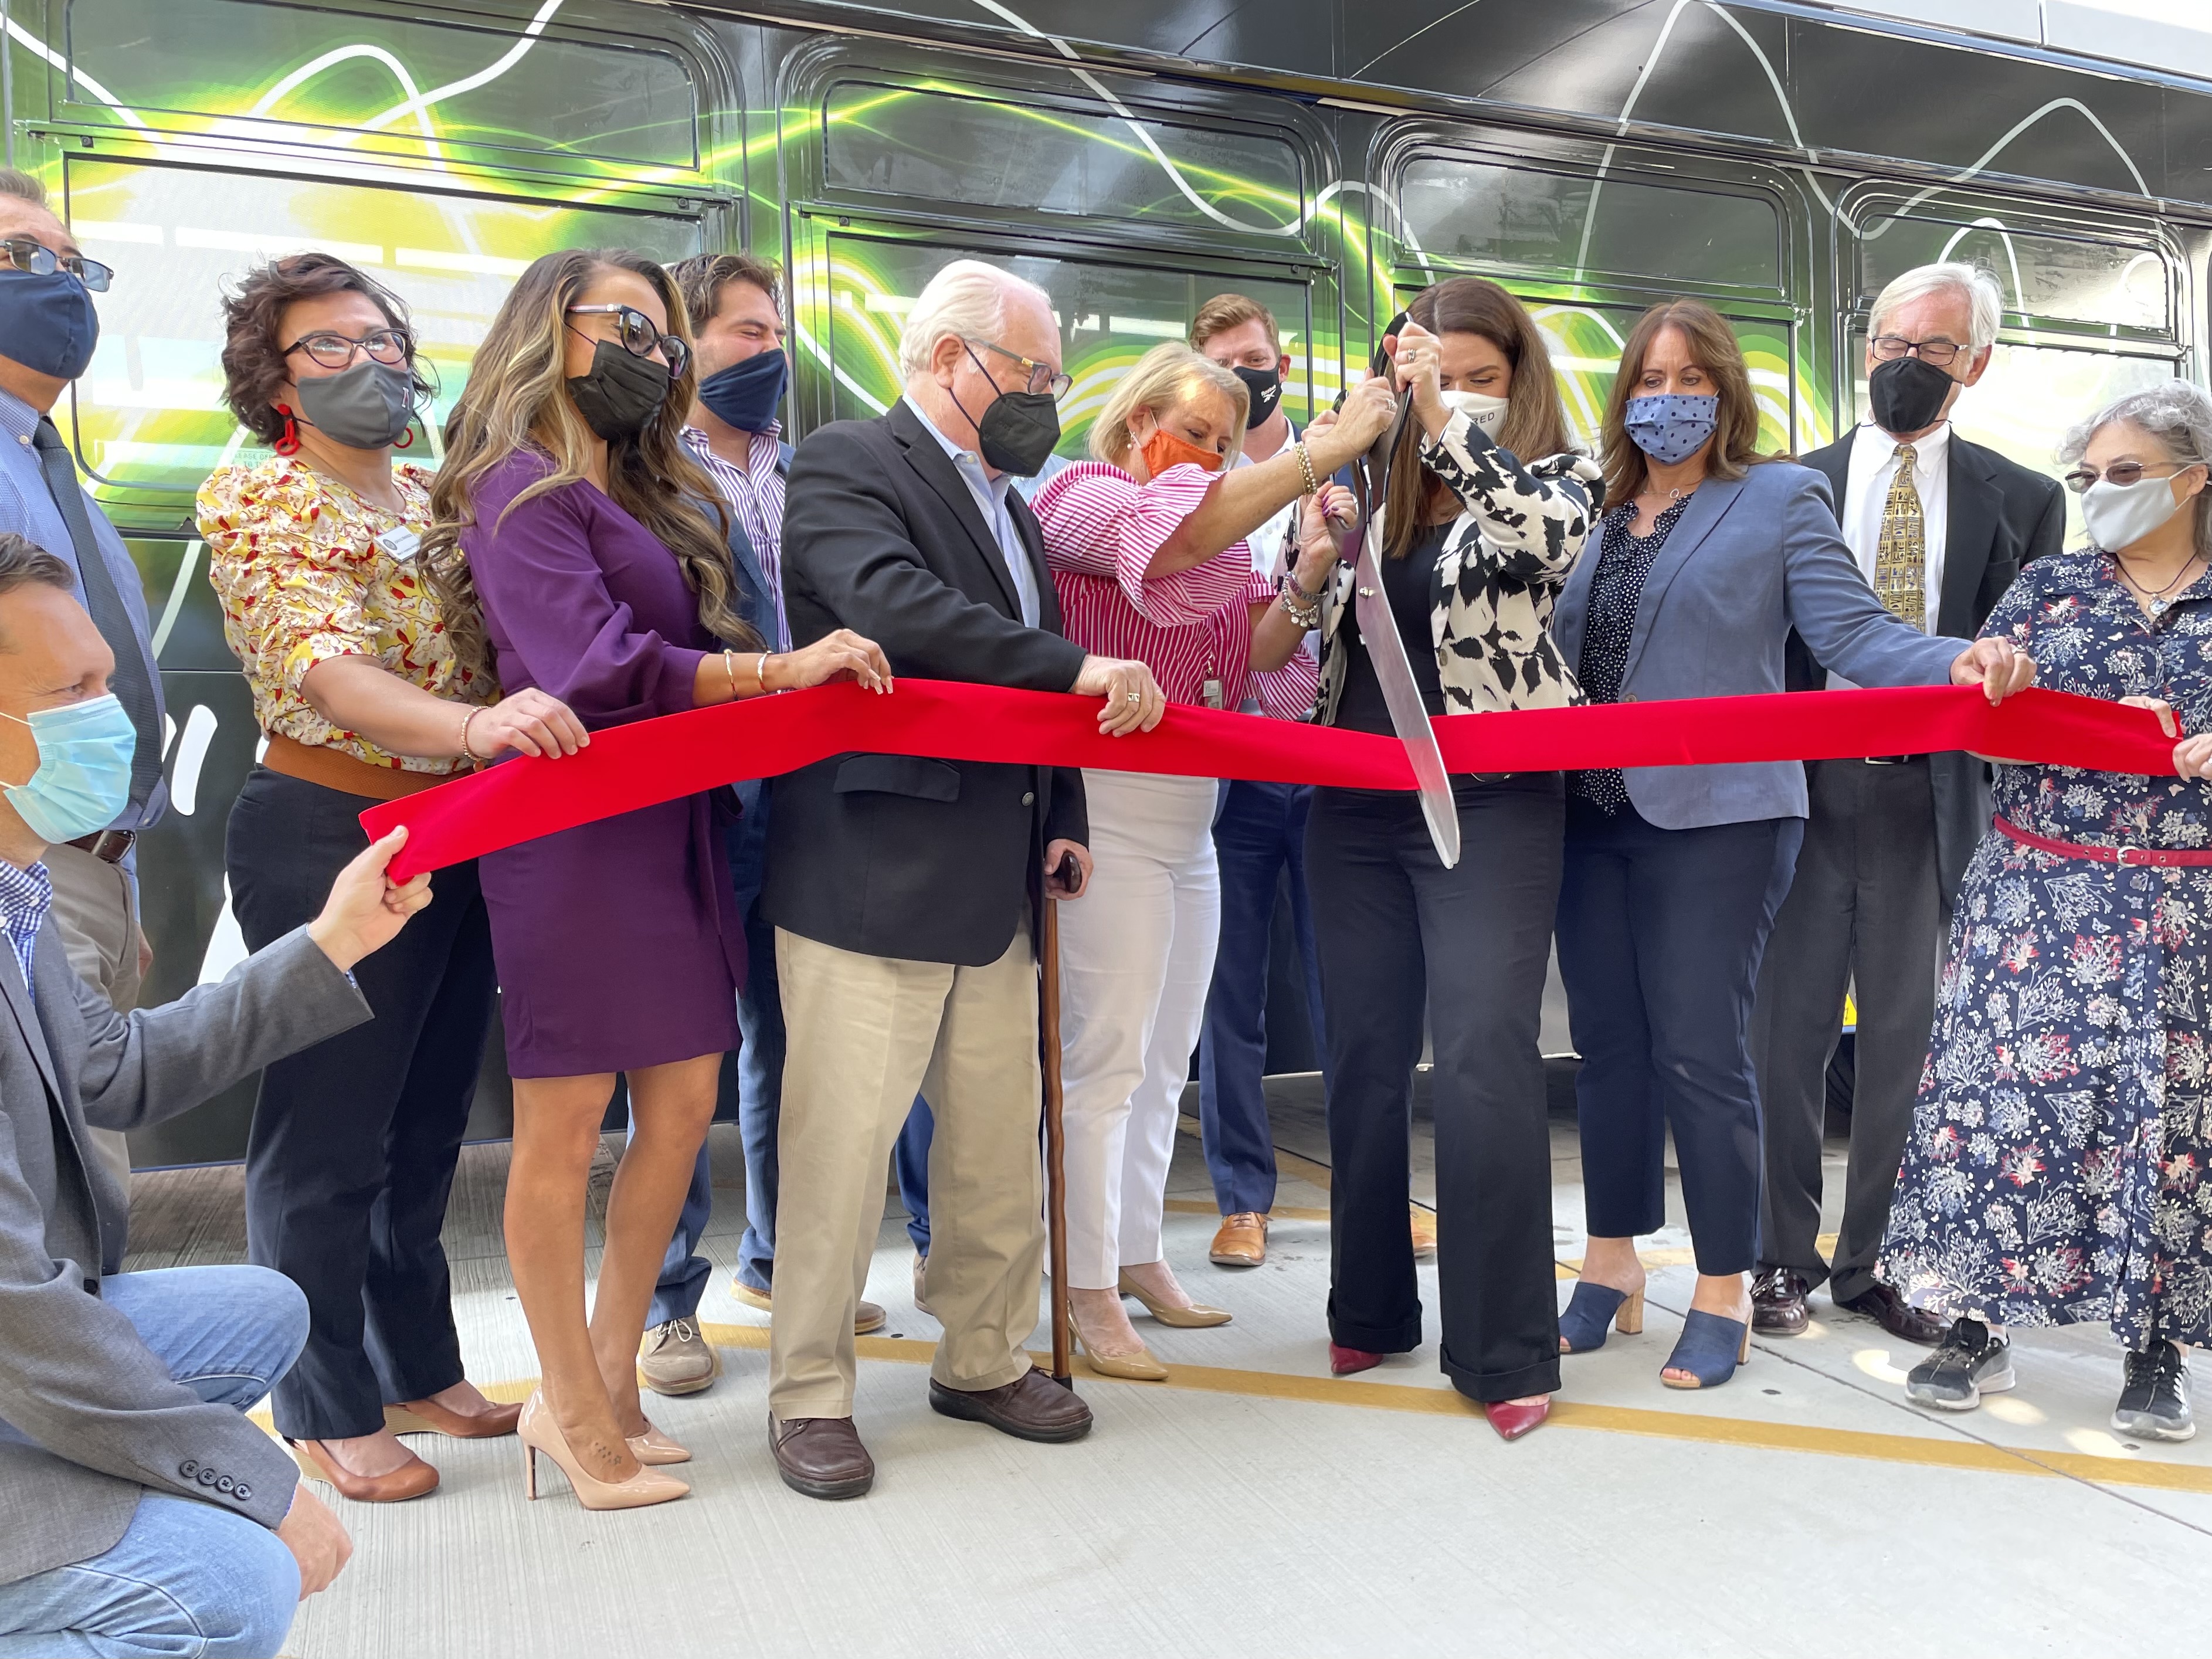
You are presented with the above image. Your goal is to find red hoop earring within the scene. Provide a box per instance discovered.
[393,424,415,450]
[273,405,300,456]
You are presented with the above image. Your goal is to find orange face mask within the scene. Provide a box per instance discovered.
[1138,421,1224,478]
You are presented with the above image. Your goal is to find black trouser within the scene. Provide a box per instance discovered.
[228,767,496,1440]
[1556,798,1802,1278]
[1751,758,1942,1302]
[1307,775,1563,1404]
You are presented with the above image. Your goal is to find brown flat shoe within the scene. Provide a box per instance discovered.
[1210,1212,1267,1267]
[928,1369,1093,1443]
[385,1396,523,1439]
[769,1414,874,1500]
[289,1437,439,1502]
[1837,1283,1950,1346]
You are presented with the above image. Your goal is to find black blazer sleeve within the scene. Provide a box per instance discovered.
[781,423,1087,691]
[2017,473,2067,569]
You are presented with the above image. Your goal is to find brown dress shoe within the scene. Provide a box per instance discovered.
[1837,1282,1950,1346]
[289,1437,440,1502]
[1411,1207,1437,1261]
[1210,1212,1267,1267]
[928,1369,1093,1443]
[385,1395,524,1438]
[1751,1267,1811,1336]
[769,1414,874,1500]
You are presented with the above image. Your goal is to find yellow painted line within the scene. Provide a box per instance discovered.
[1162,1197,1331,1222]
[686,1322,2212,1495]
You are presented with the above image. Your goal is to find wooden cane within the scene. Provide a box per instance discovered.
[1040,881,1073,1385]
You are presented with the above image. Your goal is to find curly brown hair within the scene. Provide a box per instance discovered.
[216,253,432,446]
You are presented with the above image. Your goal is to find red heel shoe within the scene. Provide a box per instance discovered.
[1329,1343,1382,1376]
[1482,1396,1551,1441]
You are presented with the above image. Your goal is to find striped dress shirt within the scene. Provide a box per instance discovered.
[683,423,789,650]
[1034,460,1318,720]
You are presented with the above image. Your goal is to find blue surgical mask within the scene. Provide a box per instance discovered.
[0,695,135,843]
[1624,393,1719,464]
[0,269,101,382]
[696,348,788,433]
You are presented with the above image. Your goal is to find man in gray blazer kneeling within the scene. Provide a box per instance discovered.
[0,532,433,1657]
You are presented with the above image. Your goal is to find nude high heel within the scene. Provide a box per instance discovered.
[1117,1270,1231,1328]
[517,1391,690,1510]
[626,1421,691,1465]
[1070,1327,1169,1382]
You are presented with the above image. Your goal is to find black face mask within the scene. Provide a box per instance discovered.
[566,338,670,441]
[1231,364,1282,431]
[1868,353,1957,436]
[955,343,1060,476]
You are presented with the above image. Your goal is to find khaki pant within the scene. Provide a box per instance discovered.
[45,841,141,1190]
[769,920,1043,1419]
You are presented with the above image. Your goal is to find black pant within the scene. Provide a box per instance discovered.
[1556,798,1802,1278]
[1752,758,1942,1301]
[1307,775,1563,1403]
[227,767,497,1440]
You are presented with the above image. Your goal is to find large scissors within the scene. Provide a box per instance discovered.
[1339,315,1461,868]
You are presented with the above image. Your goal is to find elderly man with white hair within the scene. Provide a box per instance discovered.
[760,257,1164,1499]
[1751,261,2066,1344]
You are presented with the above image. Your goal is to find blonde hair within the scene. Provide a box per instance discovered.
[1088,342,1249,470]
[423,248,759,684]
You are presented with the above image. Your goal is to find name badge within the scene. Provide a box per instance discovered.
[1202,678,1224,710]
[374,525,423,562]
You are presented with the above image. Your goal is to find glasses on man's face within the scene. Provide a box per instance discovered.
[1869,334,1964,368]
[284,328,412,371]
[966,337,1072,399]
[567,303,690,381]
[2064,460,2190,494]
[1,236,111,293]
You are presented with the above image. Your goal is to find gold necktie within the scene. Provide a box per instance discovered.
[1873,441,1926,630]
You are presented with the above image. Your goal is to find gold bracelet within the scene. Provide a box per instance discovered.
[1294,440,1319,496]
[722,649,741,699]
[754,653,774,694]
[458,705,483,761]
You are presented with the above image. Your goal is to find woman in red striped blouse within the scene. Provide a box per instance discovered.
[1031,343,1390,1377]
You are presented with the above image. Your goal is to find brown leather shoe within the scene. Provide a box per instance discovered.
[769,1414,874,1499]
[928,1369,1093,1443]
[1837,1283,1950,1346]
[384,1395,524,1439]
[1410,1207,1437,1261]
[734,1280,887,1335]
[1751,1267,1811,1336]
[289,1437,439,1502]
[1210,1212,1267,1267]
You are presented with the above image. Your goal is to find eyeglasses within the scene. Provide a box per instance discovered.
[1869,334,1965,368]
[1,237,111,293]
[284,328,412,371]
[2063,460,2192,494]
[965,337,1072,399]
[566,303,690,381]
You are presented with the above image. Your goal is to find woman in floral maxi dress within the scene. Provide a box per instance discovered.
[1879,381,2212,1440]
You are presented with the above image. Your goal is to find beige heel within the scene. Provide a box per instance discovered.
[1117,1270,1231,1329]
[516,1390,690,1511]
[626,1421,690,1465]
[1071,1328,1169,1382]
[1616,1289,1646,1336]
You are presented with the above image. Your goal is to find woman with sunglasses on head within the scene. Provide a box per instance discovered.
[422,249,888,1512]
[1549,299,2034,1393]
[1878,380,2212,1440]
[200,253,590,1504]
[1029,342,1393,1379]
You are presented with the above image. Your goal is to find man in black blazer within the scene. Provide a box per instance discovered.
[760,258,1162,1500]
[1753,263,2065,1345]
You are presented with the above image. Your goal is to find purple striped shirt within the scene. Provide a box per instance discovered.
[683,422,789,650]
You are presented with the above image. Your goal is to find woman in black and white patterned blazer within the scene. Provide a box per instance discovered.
[1254,275,1600,1439]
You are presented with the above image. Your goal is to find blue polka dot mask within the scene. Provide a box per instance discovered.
[1623,393,1720,464]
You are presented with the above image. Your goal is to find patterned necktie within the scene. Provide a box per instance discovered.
[32,418,164,812]
[1872,440,1926,631]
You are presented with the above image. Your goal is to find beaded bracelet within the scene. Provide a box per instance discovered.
[1293,439,1319,496]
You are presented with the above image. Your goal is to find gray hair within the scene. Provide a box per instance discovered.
[897,259,1051,379]
[0,169,47,211]
[2061,379,2212,558]
[1870,262,2003,354]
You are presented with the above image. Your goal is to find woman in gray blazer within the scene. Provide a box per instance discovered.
[1548,299,2033,1389]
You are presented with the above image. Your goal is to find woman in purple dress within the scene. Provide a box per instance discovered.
[424,249,889,1511]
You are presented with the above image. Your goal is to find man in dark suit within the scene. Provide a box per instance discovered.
[1752,262,2066,1343]
[0,535,430,1652]
[760,259,1162,1500]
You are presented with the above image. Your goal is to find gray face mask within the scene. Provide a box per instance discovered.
[294,358,417,451]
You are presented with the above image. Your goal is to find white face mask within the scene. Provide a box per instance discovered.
[2082,472,2192,555]
[1440,389,1509,437]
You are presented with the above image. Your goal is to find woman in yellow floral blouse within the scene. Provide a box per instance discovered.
[201,253,586,1504]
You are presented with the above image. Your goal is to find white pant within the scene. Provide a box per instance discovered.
[1056,769,1221,1289]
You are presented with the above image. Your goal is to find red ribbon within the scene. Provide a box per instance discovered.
[359,681,2177,881]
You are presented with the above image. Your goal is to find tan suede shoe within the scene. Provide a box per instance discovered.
[637,1317,722,1397]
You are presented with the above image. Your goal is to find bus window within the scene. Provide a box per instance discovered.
[60,159,704,508]
[1859,213,2171,336]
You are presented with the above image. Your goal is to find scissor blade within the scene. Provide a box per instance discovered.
[1352,528,1461,869]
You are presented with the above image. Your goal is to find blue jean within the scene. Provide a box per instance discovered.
[1197,779,1328,1217]
[0,1266,307,1658]
[894,1099,933,1256]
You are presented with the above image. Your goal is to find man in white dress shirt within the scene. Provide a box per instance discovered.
[1752,262,2065,1342]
